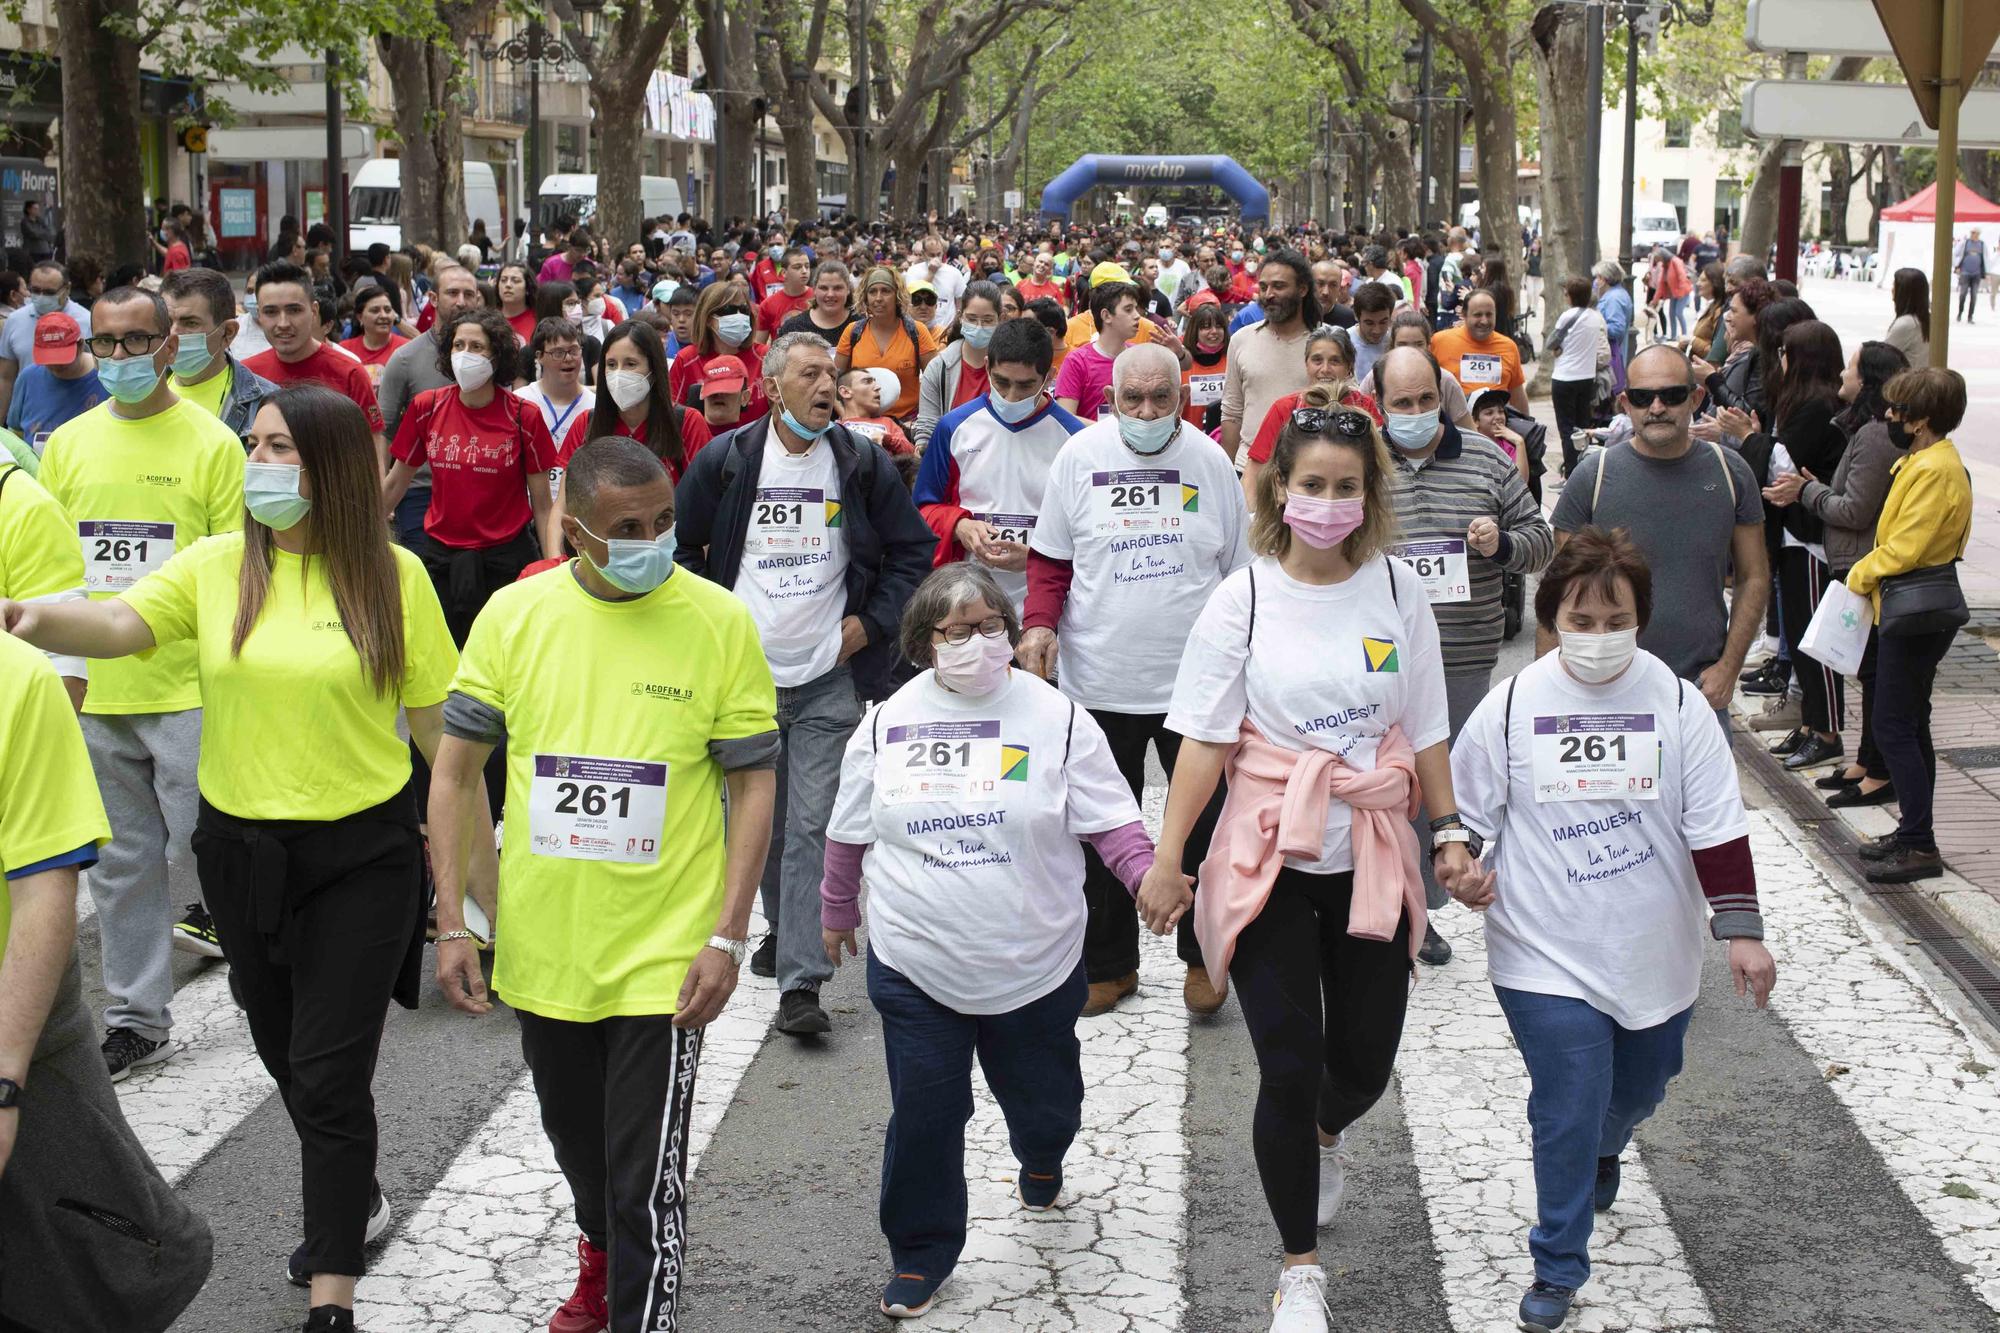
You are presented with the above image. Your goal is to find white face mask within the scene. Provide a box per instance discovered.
[1558,627,1639,685]
[450,351,493,392]
[606,370,652,410]
[933,633,1013,695]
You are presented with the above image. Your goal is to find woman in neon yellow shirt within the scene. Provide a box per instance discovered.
[0,383,495,1333]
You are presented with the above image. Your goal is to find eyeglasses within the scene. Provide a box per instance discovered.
[932,616,1008,645]
[1290,407,1374,438]
[86,331,167,357]
[1624,385,1692,409]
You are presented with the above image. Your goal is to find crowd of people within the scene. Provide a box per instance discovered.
[0,193,1974,1333]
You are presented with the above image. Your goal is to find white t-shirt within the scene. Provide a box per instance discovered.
[829,669,1140,1013]
[1168,555,1448,872]
[730,440,850,687]
[1029,417,1252,713]
[935,398,1075,611]
[515,382,595,441]
[1449,650,1749,1029]
[906,258,967,327]
[1551,306,1608,384]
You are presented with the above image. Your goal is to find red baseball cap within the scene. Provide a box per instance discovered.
[33,311,79,366]
[702,355,749,395]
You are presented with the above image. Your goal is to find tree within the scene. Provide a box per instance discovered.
[1285,0,1421,232]
[754,0,836,223]
[1739,56,1867,258]
[1396,0,1520,269]
[548,0,681,248]
[376,0,494,251]
[1529,2,1590,359]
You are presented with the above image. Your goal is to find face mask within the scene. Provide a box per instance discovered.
[99,353,162,404]
[715,313,753,346]
[1231,250,1245,262]
[933,633,1013,695]
[1558,627,1639,685]
[1886,417,1913,450]
[780,388,833,443]
[989,387,1040,423]
[562,302,584,320]
[1283,493,1365,549]
[577,520,676,595]
[1384,409,1442,453]
[243,461,311,531]
[451,351,494,392]
[172,331,216,381]
[606,370,651,411]
[586,296,605,316]
[960,322,995,350]
[30,293,60,316]
[1117,410,1178,455]
[1159,249,1175,263]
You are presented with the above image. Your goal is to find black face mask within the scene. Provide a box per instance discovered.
[1886,416,1913,450]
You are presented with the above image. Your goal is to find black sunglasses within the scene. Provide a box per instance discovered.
[715,304,751,318]
[1624,384,1693,409]
[1291,407,1373,438]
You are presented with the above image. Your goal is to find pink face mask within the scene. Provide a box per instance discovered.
[933,633,1014,695]
[1283,493,1365,549]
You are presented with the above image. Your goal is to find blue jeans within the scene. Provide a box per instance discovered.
[868,948,1086,1277]
[1494,986,1693,1290]
[393,484,430,550]
[1666,294,1689,338]
[764,663,860,993]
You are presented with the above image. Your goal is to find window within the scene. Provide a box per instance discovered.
[1664,118,1690,148]
[1715,111,1743,149]
[1714,179,1742,236]
[1662,179,1689,228]
[818,160,849,202]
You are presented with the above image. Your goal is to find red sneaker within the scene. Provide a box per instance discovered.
[548,1235,609,1333]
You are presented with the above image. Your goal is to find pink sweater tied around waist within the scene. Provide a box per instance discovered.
[1194,720,1427,998]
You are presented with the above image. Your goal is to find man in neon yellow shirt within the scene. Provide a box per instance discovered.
[35,285,245,1079]
[0,457,87,710]
[429,437,777,1333]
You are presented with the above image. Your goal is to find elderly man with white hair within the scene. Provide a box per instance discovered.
[1021,341,1252,1016]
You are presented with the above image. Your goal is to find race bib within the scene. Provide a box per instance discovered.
[1186,373,1224,407]
[1089,468,1190,537]
[1390,539,1470,603]
[846,421,886,445]
[1530,714,1661,803]
[976,511,1036,545]
[878,720,1015,805]
[750,486,836,553]
[29,430,50,455]
[1460,352,1505,388]
[80,521,174,592]
[528,754,669,863]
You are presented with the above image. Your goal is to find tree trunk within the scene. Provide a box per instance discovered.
[1531,3,1590,364]
[1825,144,1853,246]
[377,36,451,248]
[1961,148,1998,203]
[1737,136,1788,260]
[719,95,761,224]
[56,0,149,266]
[780,88,817,223]
[592,85,646,248]
[1373,123,1418,234]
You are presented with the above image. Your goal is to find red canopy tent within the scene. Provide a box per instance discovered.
[1881,179,2000,223]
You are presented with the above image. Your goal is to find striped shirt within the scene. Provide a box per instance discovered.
[1388,420,1553,674]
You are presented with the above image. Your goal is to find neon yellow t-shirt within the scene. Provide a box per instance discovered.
[0,463,85,602]
[37,399,246,715]
[172,364,234,423]
[120,534,457,821]
[451,564,778,1022]
[0,632,112,955]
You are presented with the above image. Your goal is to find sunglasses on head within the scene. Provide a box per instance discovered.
[1291,407,1374,438]
[1624,384,1692,409]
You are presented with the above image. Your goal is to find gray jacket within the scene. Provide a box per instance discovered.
[913,340,971,451]
[1801,417,1904,575]
[379,332,451,485]
[215,353,281,440]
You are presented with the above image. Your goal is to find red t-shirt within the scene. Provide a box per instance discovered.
[750,257,777,303]
[757,288,811,335]
[559,405,713,481]
[1015,278,1065,307]
[245,342,385,433]
[668,344,769,422]
[338,333,408,385]
[163,242,191,273]
[1246,388,1384,465]
[506,308,538,346]
[390,387,558,549]
[951,360,990,409]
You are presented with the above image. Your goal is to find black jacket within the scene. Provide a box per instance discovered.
[674,416,935,698]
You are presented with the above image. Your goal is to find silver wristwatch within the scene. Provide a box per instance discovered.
[706,935,748,968]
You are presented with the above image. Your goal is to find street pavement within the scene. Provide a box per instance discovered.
[71,626,2000,1332]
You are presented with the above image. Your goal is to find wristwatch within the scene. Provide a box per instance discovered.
[1430,817,1483,860]
[0,1077,20,1109]
[706,935,748,968]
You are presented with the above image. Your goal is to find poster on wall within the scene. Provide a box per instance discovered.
[219,188,258,238]
[304,190,325,229]
[0,159,59,250]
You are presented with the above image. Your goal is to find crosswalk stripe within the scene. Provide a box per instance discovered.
[1398,901,1719,1333]
[114,963,269,1184]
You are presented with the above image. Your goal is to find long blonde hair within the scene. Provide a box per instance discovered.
[1248,381,1399,561]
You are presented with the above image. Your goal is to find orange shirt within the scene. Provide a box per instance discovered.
[1429,326,1523,396]
[835,317,938,419]
[1061,311,1168,351]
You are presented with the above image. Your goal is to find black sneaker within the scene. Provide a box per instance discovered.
[1866,844,1943,884]
[1767,727,1809,757]
[1594,1155,1621,1211]
[289,1183,391,1287]
[1858,832,1903,862]
[171,903,224,958]
[1417,923,1453,966]
[1782,734,1843,771]
[776,987,831,1036]
[102,1027,176,1083]
[302,1306,355,1332]
[1741,664,1790,696]
[749,933,778,978]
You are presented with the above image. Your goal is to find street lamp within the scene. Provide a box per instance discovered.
[472,18,576,224]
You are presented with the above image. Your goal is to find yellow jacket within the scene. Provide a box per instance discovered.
[1846,438,1972,619]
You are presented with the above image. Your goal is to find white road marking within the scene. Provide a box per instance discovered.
[114,964,270,1184]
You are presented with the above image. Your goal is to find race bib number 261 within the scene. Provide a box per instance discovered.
[80,521,174,592]
[1089,468,1191,536]
[1530,714,1661,803]
[529,754,670,863]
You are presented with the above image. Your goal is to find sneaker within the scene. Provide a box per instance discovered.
[1749,694,1803,732]
[1080,971,1137,1017]
[301,1307,355,1333]
[776,986,831,1036]
[102,1027,176,1083]
[1316,1133,1353,1226]
[548,1234,609,1333]
[1417,923,1453,966]
[881,1269,949,1319]
[1017,1166,1062,1211]
[1183,963,1225,1015]
[1782,734,1844,771]
[1866,843,1943,884]
[1594,1155,1621,1212]
[1269,1263,1332,1332]
[1519,1280,1576,1331]
[1740,663,1789,696]
[1858,832,1902,862]
[1767,727,1809,757]
[171,903,224,958]
[288,1183,391,1287]
[748,933,778,978]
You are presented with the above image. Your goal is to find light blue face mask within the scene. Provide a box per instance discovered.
[715,312,753,346]
[960,322,995,350]
[30,293,61,317]
[173,330,216,382]
[243,462,311,530]
[988,388,1040,424]
[99,352,163,404]
[577,520,676,595]
[1117,411,1178,455]
[1384,408,1442,452]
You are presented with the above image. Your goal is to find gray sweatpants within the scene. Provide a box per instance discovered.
[80,708,202,1039]
[761,664,861,995]
[1417,668,1493,911]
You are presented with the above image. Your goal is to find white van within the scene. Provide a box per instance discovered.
[1142,204,1170,228]
[347,159,502,252]
[536,174,684,233]
[1630,201,1684,263]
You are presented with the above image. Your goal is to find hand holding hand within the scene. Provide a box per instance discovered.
[1136,860,1194,935]
[1437,845,1496,911]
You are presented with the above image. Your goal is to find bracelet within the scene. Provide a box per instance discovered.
[435,930,477,945]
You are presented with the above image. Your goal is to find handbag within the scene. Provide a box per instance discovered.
[1877,469,1972,638]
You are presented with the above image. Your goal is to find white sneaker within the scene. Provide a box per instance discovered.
[1269,1264,1331,1332]
[1316,1133,1353,1226]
